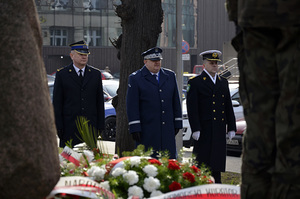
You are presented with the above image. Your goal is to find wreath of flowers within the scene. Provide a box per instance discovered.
[60,145,213,199]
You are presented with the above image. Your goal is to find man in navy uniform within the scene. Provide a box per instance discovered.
[186,50,236,183]
[53,40,105,148]
[126,47,182,159]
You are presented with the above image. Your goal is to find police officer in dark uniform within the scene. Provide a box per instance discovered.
[53,40,105,148]
[186,50,236,183]
[126,47,182,159]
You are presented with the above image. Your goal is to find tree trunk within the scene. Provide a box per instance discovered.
[114,0,163,155]
[0,1,60,198]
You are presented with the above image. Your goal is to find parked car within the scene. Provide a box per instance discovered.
[102,99,116,141]
[48,78,117,141]
[182,86,245,148]
[47,74,55,82]
[229,85,244,121]
[102,79,119,98]
[193,65,204,74]
[50,70,114,80]
[183,73,197,89]
[100,70,114,80]
[226,118,246,153]
[103,90,113,102]
[48,76,55,102]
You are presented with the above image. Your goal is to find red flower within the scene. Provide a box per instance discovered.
[183,172,196,183]
[148,159,162,165]
[169,181,182,191]
[190,165,201,173]
[167,161,180,170]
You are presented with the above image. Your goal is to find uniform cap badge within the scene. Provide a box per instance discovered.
[212,52,218,58]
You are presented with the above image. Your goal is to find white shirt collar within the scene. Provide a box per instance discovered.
[73,65,86,76]
[150,71,160,76]
[203,69,217,84]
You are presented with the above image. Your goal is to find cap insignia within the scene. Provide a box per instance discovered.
[212,53,218,58]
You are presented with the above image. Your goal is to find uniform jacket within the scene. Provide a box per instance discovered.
[186,71,236,171]
[53,63,105,147]
[229,0,300,27]
[126,66,182,159]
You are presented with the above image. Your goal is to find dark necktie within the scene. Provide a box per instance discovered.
[153,74,159,83]
[79,69,83,83]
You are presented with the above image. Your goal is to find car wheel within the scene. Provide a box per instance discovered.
[102,117,116,141]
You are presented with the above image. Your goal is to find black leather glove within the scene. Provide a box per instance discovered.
[57,129,63,138]
[132,132,141,142]
[175,128,180,136]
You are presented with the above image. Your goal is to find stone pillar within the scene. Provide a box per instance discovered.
[0,1,60,198]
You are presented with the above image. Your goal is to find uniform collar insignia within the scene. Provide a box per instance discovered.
[69,69,72,72]
[203,77,206,80]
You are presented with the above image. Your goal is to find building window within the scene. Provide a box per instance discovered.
[50,29,68,46]
[50,0,70,10]
[83,0,108,11]
[84,29,101,46]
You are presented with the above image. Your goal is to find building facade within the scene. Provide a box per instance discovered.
[35,0,235,75]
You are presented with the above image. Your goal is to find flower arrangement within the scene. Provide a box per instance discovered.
[57,117,214,198]
[59,145,213,199]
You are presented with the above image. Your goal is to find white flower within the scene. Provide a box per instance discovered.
[123,170,139,185]
[89,162,97,167]
[128,185,144,198]
[66,162,76,170]
[111,167,126,177]
[129,157,141,167]
[143,177,160,192]
[93,167,106,181]
[150,190,163,197]
[87,166,96,176]
[100,181,110,191]
[87,166,106,181]
[143,165,158,177]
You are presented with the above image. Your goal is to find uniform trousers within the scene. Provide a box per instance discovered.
[239,27,300,199]
[212,171,221,184]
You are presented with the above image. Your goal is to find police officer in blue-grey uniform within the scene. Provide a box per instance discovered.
[186,50,236,183]
[126,47,183,159]
[53,40,105,148]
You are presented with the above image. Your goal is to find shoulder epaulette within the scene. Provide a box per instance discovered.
[57,67,64,72]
